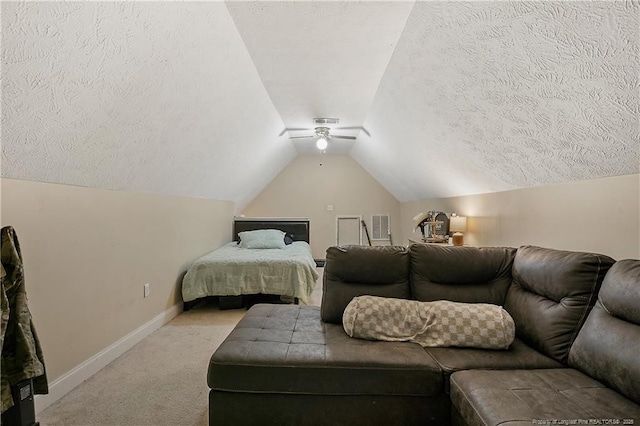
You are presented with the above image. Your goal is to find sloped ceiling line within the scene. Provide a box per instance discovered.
[225,0,415,155]
[2,1,638,208]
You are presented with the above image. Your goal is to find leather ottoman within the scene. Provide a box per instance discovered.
[208,303,447,425]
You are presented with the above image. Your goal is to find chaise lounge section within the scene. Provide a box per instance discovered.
[208,246,447,425]
[450,258,640,425]
[207,244,639,425]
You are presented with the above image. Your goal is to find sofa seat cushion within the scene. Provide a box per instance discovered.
[450,369,640,426]
[425,338,563,392]
[208,304,442,397]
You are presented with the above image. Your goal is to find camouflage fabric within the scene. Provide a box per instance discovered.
[1,226,48,414]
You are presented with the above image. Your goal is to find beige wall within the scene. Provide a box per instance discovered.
[241,154,401,259]
[400,174,640,260]
[4,172,635,384]
[0,178,234,381]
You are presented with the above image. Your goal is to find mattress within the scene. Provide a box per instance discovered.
[182,241,319,304]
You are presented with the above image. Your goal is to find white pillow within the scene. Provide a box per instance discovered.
[238,229,286,249]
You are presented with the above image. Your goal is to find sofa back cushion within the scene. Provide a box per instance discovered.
[505,245,614,364]
[321,245,410,324]
[410,244,516,305]
[568,259,640,404]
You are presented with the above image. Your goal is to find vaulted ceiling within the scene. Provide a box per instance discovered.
[2,1,638,209]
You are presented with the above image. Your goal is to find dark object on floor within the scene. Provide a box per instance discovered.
[219,294,299,310]
[1,380,38,426]
[183,294,299,312]
[314,259,325,267]
[218,295,244,310]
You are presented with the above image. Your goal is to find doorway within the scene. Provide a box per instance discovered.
[336,216,362,246]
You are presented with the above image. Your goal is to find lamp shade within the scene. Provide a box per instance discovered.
[449,216,467,233]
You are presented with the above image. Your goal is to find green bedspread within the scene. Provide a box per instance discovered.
[182,241,319,304]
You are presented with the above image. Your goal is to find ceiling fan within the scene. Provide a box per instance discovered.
[285,119,357,150]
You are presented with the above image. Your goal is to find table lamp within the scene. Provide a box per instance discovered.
[449,214,467,246]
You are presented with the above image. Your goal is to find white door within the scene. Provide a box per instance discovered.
[336,216,361,246]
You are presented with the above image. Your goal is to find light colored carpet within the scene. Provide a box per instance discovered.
[39,268,324,426]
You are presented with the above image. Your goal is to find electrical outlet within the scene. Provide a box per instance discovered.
[143,283,150,298]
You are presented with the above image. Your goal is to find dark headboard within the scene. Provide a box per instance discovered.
[233,217,310,243]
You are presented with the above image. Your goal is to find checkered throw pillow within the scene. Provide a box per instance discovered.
[343,296,515,350]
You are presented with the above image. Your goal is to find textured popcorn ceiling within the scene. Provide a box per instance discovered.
[352,1,640,201]
[1,2,295,208]
[2,1,639,206]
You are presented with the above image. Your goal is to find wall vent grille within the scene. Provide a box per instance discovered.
[371,214,390,240]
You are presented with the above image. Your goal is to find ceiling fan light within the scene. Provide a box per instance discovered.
[316,137,328,150]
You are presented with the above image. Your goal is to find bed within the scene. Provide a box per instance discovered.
[182,218,319,310]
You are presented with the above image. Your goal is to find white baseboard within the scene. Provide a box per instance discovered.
[35,302,183,414]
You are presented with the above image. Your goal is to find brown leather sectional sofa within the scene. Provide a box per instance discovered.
[207,244,640,425]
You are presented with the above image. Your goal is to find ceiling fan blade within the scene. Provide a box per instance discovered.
[330,135,357,140]
[337,126,370,137]
[280,128,313,137]
[289,135,315,139]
